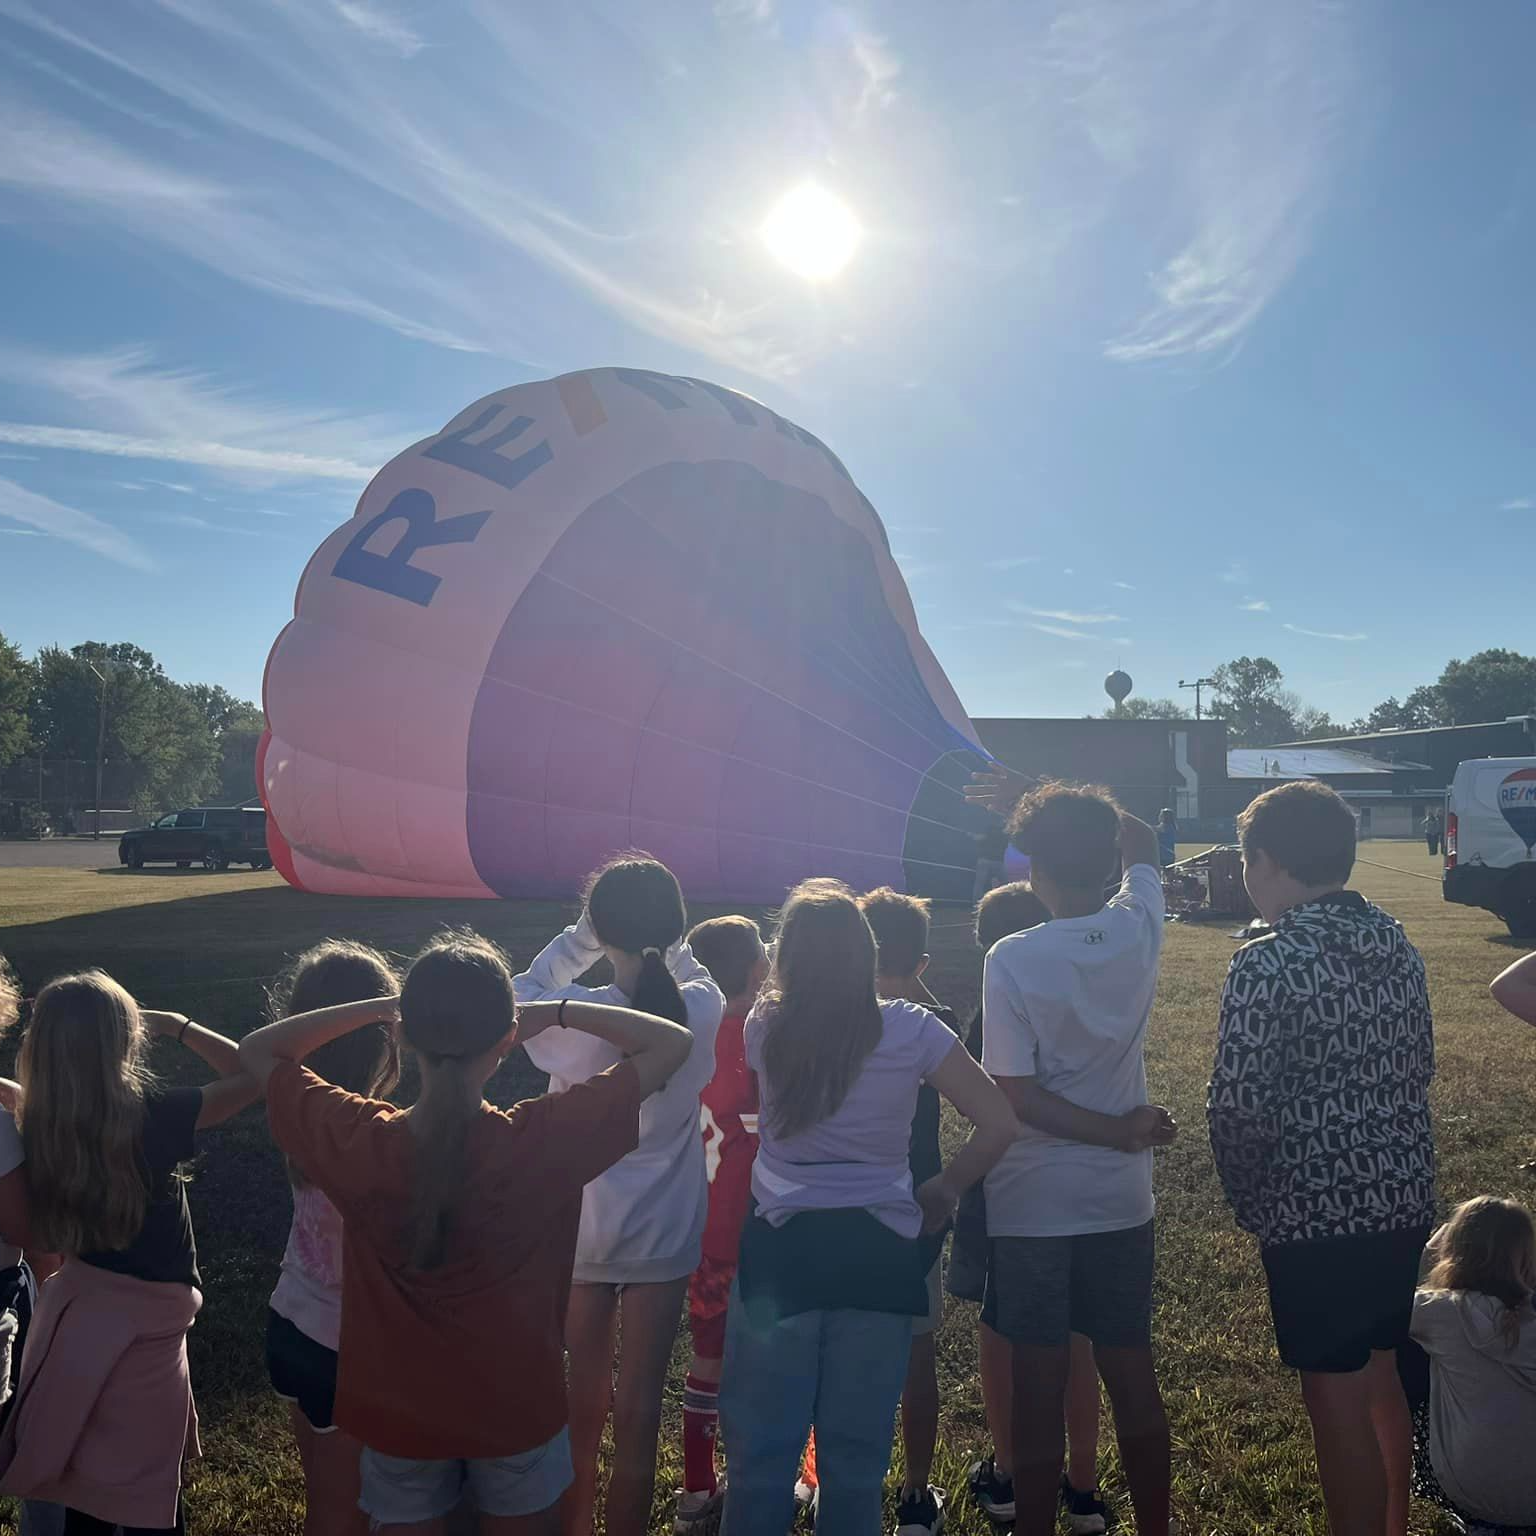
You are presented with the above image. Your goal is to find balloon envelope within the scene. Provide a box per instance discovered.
[261,368,991,902]
[1499,767,1536,854]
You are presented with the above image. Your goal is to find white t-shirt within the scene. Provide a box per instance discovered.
[0,1108,21,1269]
[982,863,1165,1237]
[518,918,724,1284]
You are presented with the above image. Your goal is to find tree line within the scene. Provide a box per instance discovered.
[1110,648,1536,748]
[0,632,264,815]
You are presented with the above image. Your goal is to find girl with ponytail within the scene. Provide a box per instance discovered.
[239,929,693,1535]
[516,855,725,1536]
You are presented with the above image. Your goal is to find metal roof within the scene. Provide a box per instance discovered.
[1227,747,1430,780]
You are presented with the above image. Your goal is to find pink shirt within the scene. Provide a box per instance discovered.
[269,1183,346,1351]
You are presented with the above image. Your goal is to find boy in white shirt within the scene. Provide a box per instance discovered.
[980,785,1177,1536]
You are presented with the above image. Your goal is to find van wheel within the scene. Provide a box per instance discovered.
[176,860,191,869]
[203,845,228,872]
[123,845,143,869]
[1504,901,1536,942]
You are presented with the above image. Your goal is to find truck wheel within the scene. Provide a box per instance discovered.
[176,860,191,869]
[203,845,228,872]
[123,845,143,869]
[1504,901,1536,942]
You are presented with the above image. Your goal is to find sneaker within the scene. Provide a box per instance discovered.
[1060,1475,1109,1536]
[674,1486,725,1533]
[967,1457,1016,1524]
[894,1485,946,1535]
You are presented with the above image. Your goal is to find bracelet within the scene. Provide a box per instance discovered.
[558,998,568,1029]
[177,1018,192,1045]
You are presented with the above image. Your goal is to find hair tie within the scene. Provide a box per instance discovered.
[641,947,662,960]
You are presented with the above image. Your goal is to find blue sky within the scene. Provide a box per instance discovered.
[0,0,1532,723]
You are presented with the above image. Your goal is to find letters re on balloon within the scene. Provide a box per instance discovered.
[260,368,991,902]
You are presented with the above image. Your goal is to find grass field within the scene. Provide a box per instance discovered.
[0,842,1529,1536]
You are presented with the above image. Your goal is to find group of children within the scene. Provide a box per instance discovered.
[0,778,1533,1536]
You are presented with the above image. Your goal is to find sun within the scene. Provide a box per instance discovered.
[761,183,862,281]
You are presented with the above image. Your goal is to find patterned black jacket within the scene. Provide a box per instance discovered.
[1206,890,1435,1247]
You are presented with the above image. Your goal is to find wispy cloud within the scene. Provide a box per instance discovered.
[0,477,151,568]
[1218,560,1248,585]
[1283,622,1367,642]
[849,28,901,114]
[1019,606,1125,624]
[0,345,398,483]
[331,1,423,58]
[1502,498,1533,511]
[0,422,375,482]
[0,452,38,462]
[1112,580,1136,590]
[1240,597,1270,611]
[1096,4,1360,362]
[1031,622,1094,642]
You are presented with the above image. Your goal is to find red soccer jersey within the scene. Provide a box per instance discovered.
[698,1011,760,1263]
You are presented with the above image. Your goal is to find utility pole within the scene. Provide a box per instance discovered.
[88,660,110,841]
[1178,676,1214,720]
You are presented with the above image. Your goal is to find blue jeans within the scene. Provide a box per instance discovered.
[719,1288,912,1536]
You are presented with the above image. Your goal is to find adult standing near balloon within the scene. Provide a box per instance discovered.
[514,857,724,1536]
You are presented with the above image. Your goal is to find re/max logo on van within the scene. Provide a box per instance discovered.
[1500,783,1536,807]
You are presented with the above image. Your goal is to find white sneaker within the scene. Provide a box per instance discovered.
[674,1486,725,1533]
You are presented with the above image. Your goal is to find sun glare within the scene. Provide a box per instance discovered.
[761,183,862,281]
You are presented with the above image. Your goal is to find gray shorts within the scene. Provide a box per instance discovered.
[911,1256,943,1338]
[359,1428,572,1526]
[982,1219,1155,1349]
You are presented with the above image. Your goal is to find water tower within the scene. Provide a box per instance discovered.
[1105,670,1133,708]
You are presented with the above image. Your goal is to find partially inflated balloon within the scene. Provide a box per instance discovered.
[261,368,991,902]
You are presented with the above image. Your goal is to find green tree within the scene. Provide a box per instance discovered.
[0,633,32,769]
[1103,698,1191,720]
[1209,656,1300,746]
[1352,689,1443,734]
[1433,649,1536,725]
[184,682,264,737]
[31,643,218,813]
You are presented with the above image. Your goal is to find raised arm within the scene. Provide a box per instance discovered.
[915,1044,1020,1233]
[1491,952,1536,1026]
[512,915,605,1002]
[238,997,400,1089]
[516,998,692,1098]
[1118,811,1161,872]
[142,1010,264,1130]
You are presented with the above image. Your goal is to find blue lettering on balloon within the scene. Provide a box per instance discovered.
[612,368,690,409]
[332,487,492,606]
[423,404,553,492]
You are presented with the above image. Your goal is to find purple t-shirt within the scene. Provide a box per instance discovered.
[745,998,960,1238]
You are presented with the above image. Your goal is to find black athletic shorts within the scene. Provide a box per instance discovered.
[1261,1226,1431,1374]
[982,1219,1155,1348]
[266,1308,339,1432]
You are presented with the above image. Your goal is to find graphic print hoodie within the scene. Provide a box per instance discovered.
[1206,891,1436,1247]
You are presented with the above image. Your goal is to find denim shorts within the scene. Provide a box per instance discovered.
[359,1428,572,1526]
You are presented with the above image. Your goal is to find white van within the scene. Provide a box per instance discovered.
[1444,756,1536,939]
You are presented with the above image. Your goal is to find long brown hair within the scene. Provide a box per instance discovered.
[15,971,151,1255]
[1425,1196,1536,1345]
[269,940,401,1187]
[399,931,516,1270]
[759,879,884,1138]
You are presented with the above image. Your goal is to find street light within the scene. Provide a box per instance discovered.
[87,660,112,841]
[1178,676,1214,720]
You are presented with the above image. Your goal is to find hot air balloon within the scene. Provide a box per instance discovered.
[260,368,992,903]
[1499,767,1536,856]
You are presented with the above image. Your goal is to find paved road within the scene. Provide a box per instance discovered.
[0,838,125,869]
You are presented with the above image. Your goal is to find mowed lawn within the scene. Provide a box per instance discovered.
[0,842,1530,1536]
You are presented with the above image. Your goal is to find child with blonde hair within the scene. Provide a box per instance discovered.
[0,970,259,1534]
